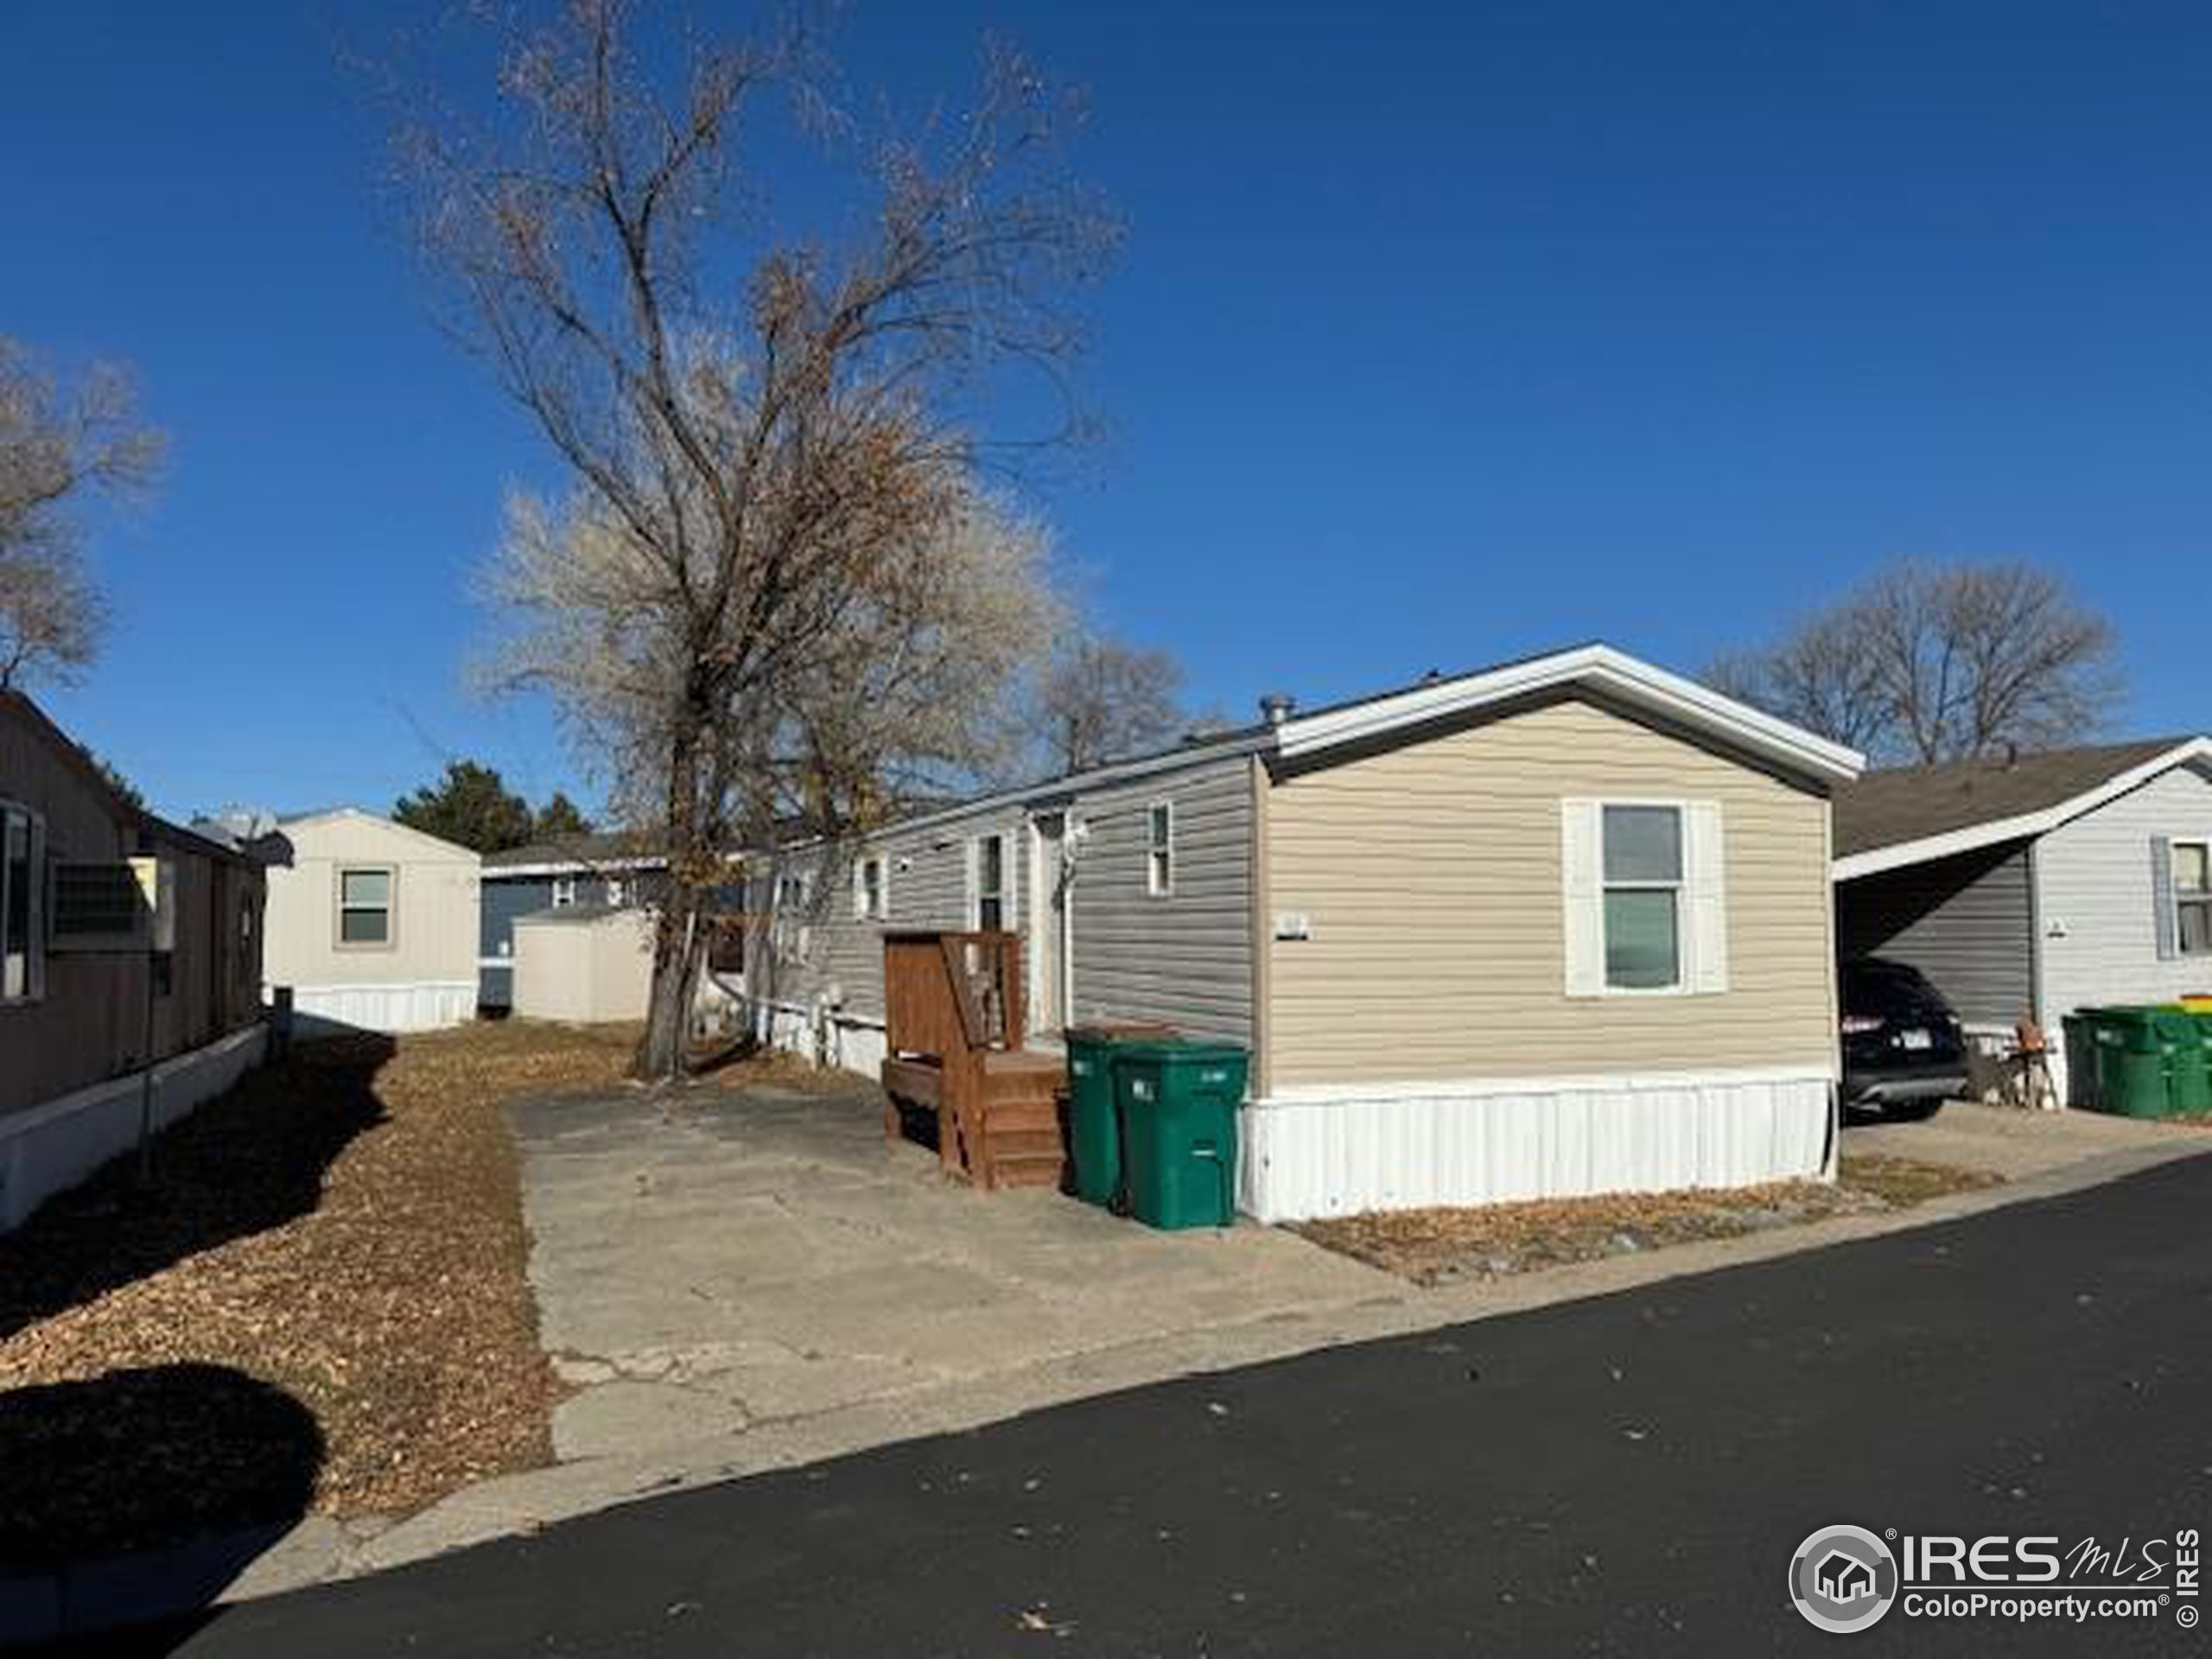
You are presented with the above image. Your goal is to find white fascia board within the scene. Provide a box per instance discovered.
[1833,737,2212,882]
[1274,644,1866,784]
[484,856,671,880]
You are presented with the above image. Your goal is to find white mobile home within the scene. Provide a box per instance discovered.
[262,808,480,1033]
[746,644,1862,1221]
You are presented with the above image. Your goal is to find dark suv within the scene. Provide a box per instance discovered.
[1840,958,1970,1119]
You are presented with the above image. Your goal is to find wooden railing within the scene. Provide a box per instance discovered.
[884,930,1026,1058]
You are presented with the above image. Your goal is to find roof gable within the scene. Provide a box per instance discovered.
[277,805,482,862]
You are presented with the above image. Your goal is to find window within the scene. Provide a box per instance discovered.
[774,871,811,961]
[2176,841,2212,955]
[1,803,43,1003]
[337,867,393,948]
[972,834,1007,931]
[1601,804,1683,991]
[1147,802,1174,897]
[606,875,628,908]
[854,854,886,921]
[550,875,577,908]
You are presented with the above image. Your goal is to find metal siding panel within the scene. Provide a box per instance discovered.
[1834,842,2035,1026]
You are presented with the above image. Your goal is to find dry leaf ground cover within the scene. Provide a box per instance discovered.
[0,1020,643,1570]
[1295,1152,2005,1287]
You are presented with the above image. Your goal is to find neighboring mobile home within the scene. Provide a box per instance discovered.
[262,808,480,1033]
[1833,736,2212,1101]
[744,645,1863,1220]
[0,690,270,1230]
[479,833,664,1011]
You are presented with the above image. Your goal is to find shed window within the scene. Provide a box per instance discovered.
[337,867,393,947]
[2176,841,2212,955]
[2,803,44,1002]
[1147,802,1174,897]
[972,835,1007,931]
[551,875,577,908]
[1601,804,1683,991]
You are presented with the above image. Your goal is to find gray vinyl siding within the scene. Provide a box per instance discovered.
[1067,754,1254,1044]
[2035,760,2212,1026]
[751,807,1031,1024]
[1834,842,2034,1027]
[745,752,1255,1043]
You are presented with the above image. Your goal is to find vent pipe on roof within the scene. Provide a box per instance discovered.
[1259,692,1296,726]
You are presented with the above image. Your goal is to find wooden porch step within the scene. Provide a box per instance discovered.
[989,1156,1066,1190]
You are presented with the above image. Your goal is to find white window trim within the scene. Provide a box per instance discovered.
[550,874,578,908]
[334,863,398,953]
[2172,836,2212,956]
[969,832,1009,931]
[1599,798,1688,997]
[1563,798,1726,1000]
[1147,799,1175,898]
[853,852,887,922]
[1,799,48,1007]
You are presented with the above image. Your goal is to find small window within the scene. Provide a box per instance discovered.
[974,835,1007,931]
[551,875,577,908]
[2176,841,2212,955]
[1601,804,1682,990]
[337,867,393,947]
[774,872,811,961]
[1147,802,1174,897]
[1,803,42,1003]
[606,875,628,908]
[854,854,886,921]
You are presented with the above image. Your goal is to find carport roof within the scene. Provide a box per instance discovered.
[1834,736,2212,878]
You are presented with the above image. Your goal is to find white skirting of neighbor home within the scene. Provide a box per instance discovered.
[280,981,477,1035]
[752,997,888,1077]
[1238,1066,1838,1224]
[0,1024,268,1233]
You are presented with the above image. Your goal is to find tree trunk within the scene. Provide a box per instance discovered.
[633,715,709,1080]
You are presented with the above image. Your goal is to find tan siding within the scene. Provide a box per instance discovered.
[263,811,480,992]
[1,698,265,1122]
[1266,696,1837,1087]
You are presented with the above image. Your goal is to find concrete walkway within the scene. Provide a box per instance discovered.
[512,1083,1398,1464]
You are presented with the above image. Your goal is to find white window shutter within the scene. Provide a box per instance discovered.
[1687,800,1729,994]
[1560,798,1603,996]
[963,838,980,928]
[851,857,867,920]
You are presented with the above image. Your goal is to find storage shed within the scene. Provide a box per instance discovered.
[512,904,653,1024]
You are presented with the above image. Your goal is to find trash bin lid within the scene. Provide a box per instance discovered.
[1114,1039,1249,1065]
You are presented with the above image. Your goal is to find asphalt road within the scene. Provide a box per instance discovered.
[108,1155,2212,1656]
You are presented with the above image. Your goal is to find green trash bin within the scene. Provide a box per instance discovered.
[1112,1041,1248,1230]
[2062,1012,2103,1113]
[2088,1007,2177,1118]
[1064,1025,1181,1206]
[2152,1007,2212,1116]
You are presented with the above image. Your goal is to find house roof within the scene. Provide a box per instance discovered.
[1833,736,2212,880]
[276,805,482,862]
[815,643,1865,855]
[482,831,670,876]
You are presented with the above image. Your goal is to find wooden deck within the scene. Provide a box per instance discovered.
[879,931,1068,1191]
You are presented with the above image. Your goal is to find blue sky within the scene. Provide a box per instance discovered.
[6,1,2209,820]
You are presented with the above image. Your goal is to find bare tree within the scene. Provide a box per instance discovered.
[401,1,1109,1077]
[1027,630,1189,774]
[0,338,163,690]
[1710,559,2120,766]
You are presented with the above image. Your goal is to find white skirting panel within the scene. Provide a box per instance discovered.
[752,1000,888,1077]
[1241,1071,1836,1223]
[0,1025,267,1232]
[283,981,477,1035]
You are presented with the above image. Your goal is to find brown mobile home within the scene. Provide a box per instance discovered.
[0,690,270,1230]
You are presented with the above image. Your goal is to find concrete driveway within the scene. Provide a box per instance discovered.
[1844,1097,2211,1180]
[511,1081,1398,1466]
